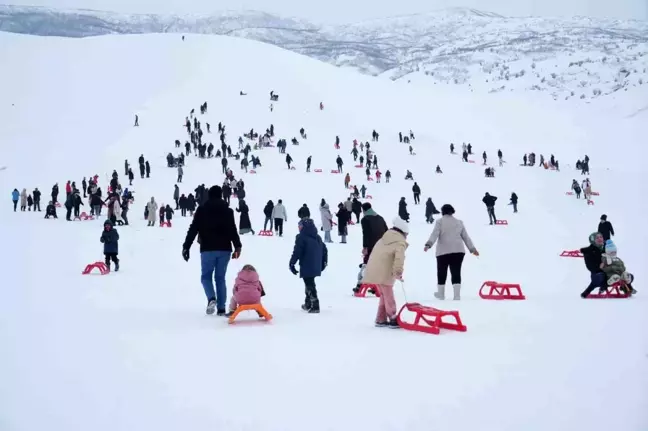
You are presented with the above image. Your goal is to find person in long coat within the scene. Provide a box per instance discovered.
[335,203,351,243]
[236,199,255,235]
[425,198,440,223]
[398,197,409,222]
[319,200,333,243]
[146,197,158,226]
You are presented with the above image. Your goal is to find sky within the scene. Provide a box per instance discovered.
[7,0,648,23]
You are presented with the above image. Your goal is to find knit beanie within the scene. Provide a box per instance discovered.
[605,240,617,254]
[392,216,409,234]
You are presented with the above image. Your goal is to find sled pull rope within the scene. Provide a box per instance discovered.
[397,279,409,304]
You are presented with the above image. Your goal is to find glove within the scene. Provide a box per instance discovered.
[232,248,241,259]
[289,265,298,275]
[471,249,480,257]
[182,248,190,262]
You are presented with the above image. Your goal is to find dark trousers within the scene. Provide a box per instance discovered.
[122,210,129,225]
[487,207,497,224]
[581,272,606,297]
[13,200,17,211]
[436,253,465,285]
[66,207,72,220]
[264,216,273,231]
[224,195,230,205]
[512,203,518,213]
[34,201,41,211]
[353,211,360,223]
[274,218,284,236]
[414,193,420,204]
[181,208,187,216]
[175,198,179,209]
[104,253,119,267]
[303,277,319,308]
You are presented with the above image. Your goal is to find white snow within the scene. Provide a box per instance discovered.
[1,32,647,431]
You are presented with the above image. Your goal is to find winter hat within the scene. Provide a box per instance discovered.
[588,232,603,248]
[361,202,372,211]
[605,240,617,254]
[441,204,455,216]
[392,216,410,234]
[208,185,222,199]
[103,219,113,227]
[600,214,607,221]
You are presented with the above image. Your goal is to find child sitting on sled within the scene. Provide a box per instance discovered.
[226,264,266,317]
[600,240,636,295]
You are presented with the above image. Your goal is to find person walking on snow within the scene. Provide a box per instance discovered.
[510,193,518,213]
[344,173,351,189]
[425,198,440,223]
[263,200,274,232]
[19,188,27,211]
[289,218,328,314]
[100,219,120,272]
[146,197,158,226]
[272,199,287,236]
[424,204,478,300]
[482,193,498,225]
[236,199,255,235]
[11,189,19,211]
[398,197,409,222]
[412,182,421,204]
[174,185,180,210]
[335,203,351,243]
[182,185,242,315]
[362,217,409,328]
[598,214,614,241]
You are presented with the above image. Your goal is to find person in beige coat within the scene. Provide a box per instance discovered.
[424,204,479,300]
[362,217,409,328]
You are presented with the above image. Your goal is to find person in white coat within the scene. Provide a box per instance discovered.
[113,199,124,225]
[271,199,287,237]
[20,188,27,211]
[319,200,333,243]
[146,197,158,226]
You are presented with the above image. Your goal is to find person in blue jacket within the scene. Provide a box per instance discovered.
[289,218,328,313]
[100,219,120,272]
[11,188,19,212]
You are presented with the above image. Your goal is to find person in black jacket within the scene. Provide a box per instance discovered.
[182,185,242,316]
[579,232,607,298]
[425,198,440,223]
[360,202,388,263]
[351,198,362,223]
[482,193,498,224]
[412,182,421,204]
[33,188,41,212]
[510,192,518,213]
[335,203,351,243]
[597,214,614,241]
[263,200,274,231]
[298,204,310,219]
[398,197,409,222]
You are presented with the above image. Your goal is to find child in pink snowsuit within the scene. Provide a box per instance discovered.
[228,264,264,313]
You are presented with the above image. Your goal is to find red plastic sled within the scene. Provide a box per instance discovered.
[587,200,595,205]
[330,170,339,174]
[290,166,296,170]
[495,220,508,225]
[249,170,256,174]
[160,221,172,227]
[590,192,599,196]
[468,160,475,164]
[355,164,363,168]
[348,220,355,225]
[82,262,109,275]
[366,195,373,199]
[314,169,322,173]
[367,177,374,182]
[258,230,273,236]
[354,283,381,298]
[560,250,583,258]
[565,192,574,195]
[78,212,94,221]
[396,303,467,335]
[479,281,526,300]
[586,281,630,299]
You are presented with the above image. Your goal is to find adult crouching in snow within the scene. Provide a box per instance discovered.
[362,217,409,328]
[182,185,242,315]
[579,232,607,298]
[424,204,478,300]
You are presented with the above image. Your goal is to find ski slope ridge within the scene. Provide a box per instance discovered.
[1,32,647,431]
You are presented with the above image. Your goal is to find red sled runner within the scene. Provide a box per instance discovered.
[258,230,273,236]
[314,169,322,173]
[160,221,172,227]
[479,281,526,300]
[354,283,381,298]
[560,250,583,258]
[82,262,109,275]
[585,281,631,299]
[495,220,508,225]
[396,303,467,335]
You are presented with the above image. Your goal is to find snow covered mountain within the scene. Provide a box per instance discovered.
[1,4,647,99]
[1,31,647,431]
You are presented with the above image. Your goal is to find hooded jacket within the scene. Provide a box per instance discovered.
[289,219,328,278]
[320,204,333,232]
[363,229,408,285]
[424,215,476,257]
[233,269,263,305]
[100,220,119,254]
[580,232,604,273]
[272,203,287,220]
[183,193,242,253]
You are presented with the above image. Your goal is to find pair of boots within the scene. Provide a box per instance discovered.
[434,284,461,300]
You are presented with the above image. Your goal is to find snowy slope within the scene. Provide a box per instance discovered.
[1,5,647,100]
[1,32,647,431]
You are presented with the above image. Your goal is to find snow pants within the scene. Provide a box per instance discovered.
[581,272,606,297]
[437,252,465,285]
[200,250,231,311]
[376,284,397,322]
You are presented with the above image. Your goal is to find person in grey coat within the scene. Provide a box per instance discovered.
[319,200,333,243]
[423,204,479,300]
[177,165,184,183]
[272,199,288,237]
[344,198,353,212]
[173,185,180,209]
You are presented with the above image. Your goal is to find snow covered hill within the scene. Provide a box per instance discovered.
[1,32,647,431]
[1,4,647,100]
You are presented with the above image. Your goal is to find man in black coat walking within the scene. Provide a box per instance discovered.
[597,214,614,241]
[298,204,310,219]
[182,185,242,316]
[360,202,388,264]
[482,193,498,224]
[412,182,421,204]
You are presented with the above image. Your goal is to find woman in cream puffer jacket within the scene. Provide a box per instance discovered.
[363,217,409,328]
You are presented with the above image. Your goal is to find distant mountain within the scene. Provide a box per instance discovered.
[1,4,647,100]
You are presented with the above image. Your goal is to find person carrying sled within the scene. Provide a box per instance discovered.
[363,217,409,328]
[289,218,328,314]
[100,219,120,272]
